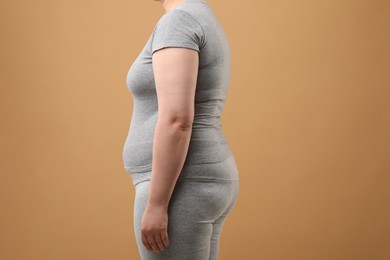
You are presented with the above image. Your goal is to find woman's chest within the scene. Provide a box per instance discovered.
[126,41,156,97]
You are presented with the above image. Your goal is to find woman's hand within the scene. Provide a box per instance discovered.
[140,204,170,253]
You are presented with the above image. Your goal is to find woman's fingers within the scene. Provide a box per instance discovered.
[141,233,153,251]
[161,230,169,247]
[154,234,166,251]
[140,205,169,252]
[142,232,169,253]
[146,235,160,252]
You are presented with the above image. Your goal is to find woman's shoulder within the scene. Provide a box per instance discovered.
[157,8,200,29]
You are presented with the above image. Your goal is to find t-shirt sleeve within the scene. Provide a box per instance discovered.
[151,9,204,54]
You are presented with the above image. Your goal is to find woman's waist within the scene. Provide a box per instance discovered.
[125,126,228,145]
[123,139,233,172]
[127,154,239,186]
[189,127,228,142]
[180,154,239,181]
[192,116,222,130]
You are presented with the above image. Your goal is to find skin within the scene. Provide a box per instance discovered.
[140,0,199,253]
[153,0,188,13]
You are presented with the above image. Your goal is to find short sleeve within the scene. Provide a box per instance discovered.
[151,9,204,55]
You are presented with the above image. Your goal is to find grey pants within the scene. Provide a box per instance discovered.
[129,156,240,260]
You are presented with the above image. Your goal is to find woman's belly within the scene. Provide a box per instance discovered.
[122,121,234,174]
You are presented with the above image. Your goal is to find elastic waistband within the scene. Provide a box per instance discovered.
[126,154,239,186]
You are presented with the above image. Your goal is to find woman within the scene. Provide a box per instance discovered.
[122,0,239,259]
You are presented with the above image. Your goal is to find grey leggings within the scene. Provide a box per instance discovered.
[128,156,240,260]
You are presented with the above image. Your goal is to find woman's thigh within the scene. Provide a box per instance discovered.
[133,179,239,260]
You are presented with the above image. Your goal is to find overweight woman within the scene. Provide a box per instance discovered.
[122,0,240,259]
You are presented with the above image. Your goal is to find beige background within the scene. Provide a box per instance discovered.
[1,0,389,259]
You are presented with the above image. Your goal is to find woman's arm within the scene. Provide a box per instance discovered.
[149,46,198,209]
[140,47,199,253]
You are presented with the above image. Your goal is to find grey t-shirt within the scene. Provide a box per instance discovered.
[123,0,233,173]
